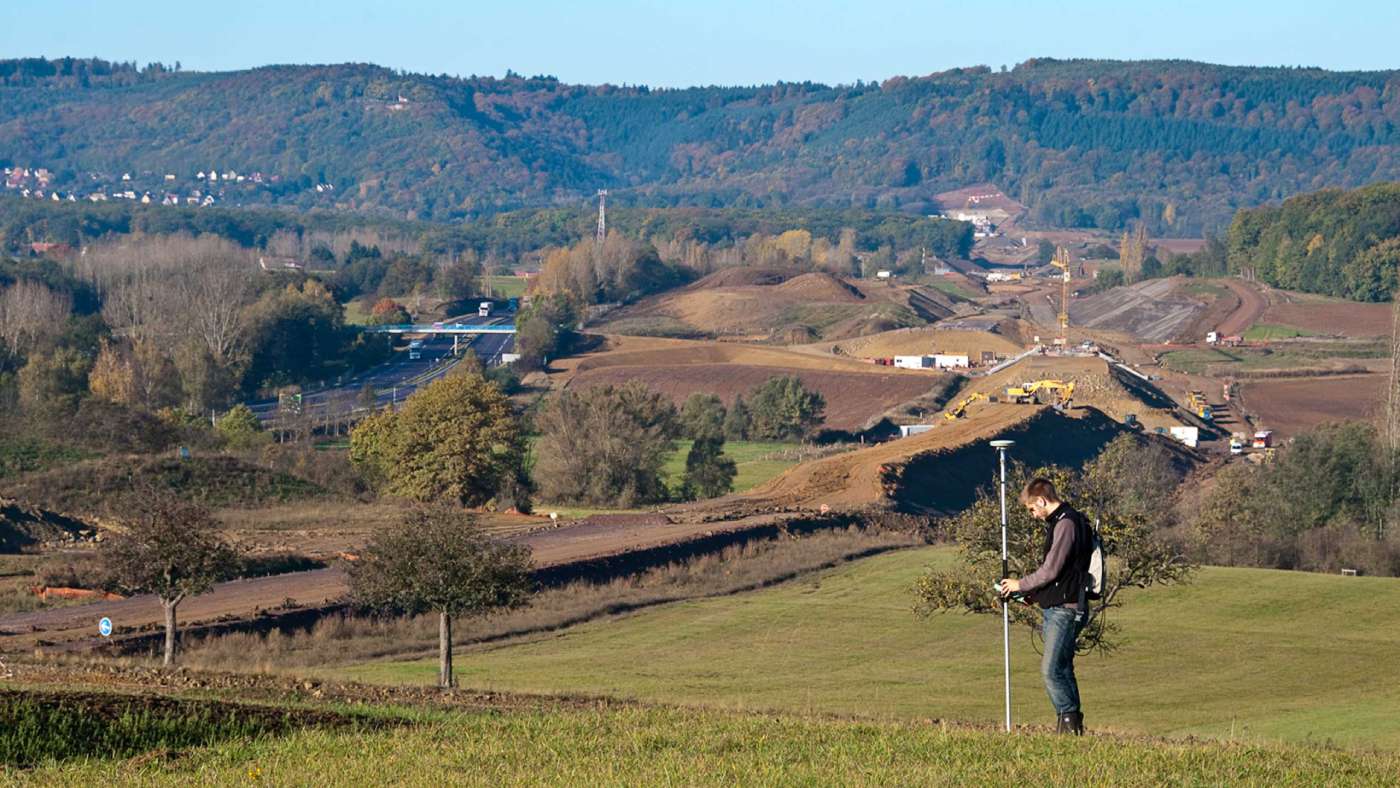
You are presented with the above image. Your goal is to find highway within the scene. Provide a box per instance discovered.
[246,313,515,422]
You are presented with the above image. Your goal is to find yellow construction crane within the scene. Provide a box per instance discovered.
[1005,379,1076,409]
[943,391,989,420]
[1051,246,1071,345]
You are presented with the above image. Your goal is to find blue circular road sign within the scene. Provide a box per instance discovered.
[98,617,113,637]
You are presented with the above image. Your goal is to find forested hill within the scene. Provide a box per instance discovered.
[4,56,1400,233]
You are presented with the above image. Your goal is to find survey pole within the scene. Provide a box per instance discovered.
[991,439,1015,733]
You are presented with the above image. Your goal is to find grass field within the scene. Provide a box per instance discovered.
[338,547,1400,749]
[662,440,802,493]
[531,440,803,517]
[1159,346,1377,375]
[483,275,527,299]
[15,698,1400,784]
[1244,323,1317,341]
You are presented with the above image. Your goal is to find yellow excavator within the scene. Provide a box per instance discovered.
[943,391,989,420]
[1004,379,1075,409]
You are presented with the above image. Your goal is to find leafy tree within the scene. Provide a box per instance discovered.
[368,298,412,326]
[682,437,737,500]
[680,393,727,441]
[1036,239,1056,266]
[216,403,268,450]
[747,376,825,441]
[514,293,578,370]
[532,381,678,506]
[349,371,524,506]
[434,257,481,302]
[348,506,532,687]
[106,493,239,666]
[18,347,91,421]
[912,436,1193,653]
[1093,269,1125,292]
[724,394,752,441]
[243,280,352,389]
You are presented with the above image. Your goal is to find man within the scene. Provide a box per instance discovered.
[998,478,1094,735]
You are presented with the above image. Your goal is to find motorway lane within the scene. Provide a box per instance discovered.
[246,314,514,420]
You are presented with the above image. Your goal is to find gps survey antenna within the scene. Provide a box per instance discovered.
[990,438,1015,733]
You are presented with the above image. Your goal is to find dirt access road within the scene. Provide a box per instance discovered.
[1214,279,1267,337]
[0,510,809,650]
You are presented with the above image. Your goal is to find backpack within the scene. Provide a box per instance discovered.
[1080,518,1106,614]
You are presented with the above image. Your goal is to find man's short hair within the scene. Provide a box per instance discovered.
[1020,478,1060,504]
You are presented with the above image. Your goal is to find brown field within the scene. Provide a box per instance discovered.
[1262,290,1392,337]
[571,364,940,431]
[214,502,548,560]
[1239,374,1384,436]
[817,325,1024,360]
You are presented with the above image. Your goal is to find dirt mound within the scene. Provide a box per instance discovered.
[599,268,933,343]
[0,498,96,553]
[1,455,328,518]
[773,272,865,302]
[966,354,1184,431]
[736,404,1039,510]
[687,267,795,290]
[892,407,1196,513]
[1070,278,1207,343]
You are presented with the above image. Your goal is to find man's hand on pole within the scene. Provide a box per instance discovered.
[998,578,1021,596]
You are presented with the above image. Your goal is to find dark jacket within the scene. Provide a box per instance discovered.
[1019,502,1093,609]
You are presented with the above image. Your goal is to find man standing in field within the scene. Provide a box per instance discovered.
[999,478,1094,735]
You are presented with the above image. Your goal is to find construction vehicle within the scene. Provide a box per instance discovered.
[1186,390,1213,421]
[1252,430,1274,449]
[1004,379,1075,409]
[943,392,989,420]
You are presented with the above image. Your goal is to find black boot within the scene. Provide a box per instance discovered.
[1056,712,1084,735]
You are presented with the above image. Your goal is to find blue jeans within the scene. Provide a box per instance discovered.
[1040,606,1085,715]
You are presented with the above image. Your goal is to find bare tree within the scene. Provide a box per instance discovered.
[0,281,72,358]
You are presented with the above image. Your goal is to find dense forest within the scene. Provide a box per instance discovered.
[1226,182,1400,301]
[4,57,1400,234]
[0,197,973,265]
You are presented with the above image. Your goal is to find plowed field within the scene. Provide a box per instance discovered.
[1240,374,1384,436]
[571,364,940,431]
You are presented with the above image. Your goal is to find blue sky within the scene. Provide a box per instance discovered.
[3,0,1397,87]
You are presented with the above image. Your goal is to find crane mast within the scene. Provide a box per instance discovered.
[1051,246,1071,346]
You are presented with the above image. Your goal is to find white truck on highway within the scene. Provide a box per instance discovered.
[478,301,492,317]
[408,339,424,360]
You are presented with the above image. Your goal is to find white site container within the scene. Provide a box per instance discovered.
[1169,426,1200,449]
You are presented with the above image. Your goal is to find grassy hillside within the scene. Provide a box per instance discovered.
[13,695,1399,784]
[340,547,1400,749]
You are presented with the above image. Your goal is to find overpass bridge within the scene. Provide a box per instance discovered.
[362,322,515,334]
